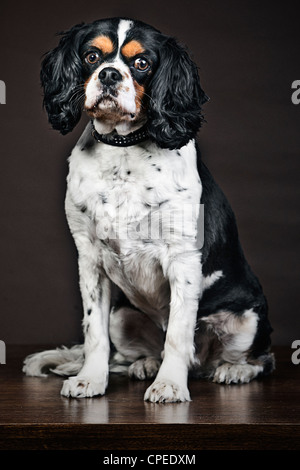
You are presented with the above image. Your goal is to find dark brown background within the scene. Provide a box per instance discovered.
[0,0,299,345]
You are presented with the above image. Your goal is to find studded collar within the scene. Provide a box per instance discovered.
[91,122,149,147]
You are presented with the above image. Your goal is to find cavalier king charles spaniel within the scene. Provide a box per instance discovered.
[23,17,274,402]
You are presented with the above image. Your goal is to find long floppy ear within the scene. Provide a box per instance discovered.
[40,24,85,135]
[147,37,209,150]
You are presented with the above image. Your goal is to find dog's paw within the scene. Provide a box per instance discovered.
[144,379,191,403]
[128,357,161,380]
[213,362,262,384]
[60,376,107,398]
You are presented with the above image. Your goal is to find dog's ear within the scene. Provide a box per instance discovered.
[147,37,209,150]
[40,24,85,135]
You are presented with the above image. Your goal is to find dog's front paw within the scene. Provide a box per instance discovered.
[61,376,107,398]
[144,379,191,403]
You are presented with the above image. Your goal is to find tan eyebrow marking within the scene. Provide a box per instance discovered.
[121,40,145,58]
[90,36,114,54]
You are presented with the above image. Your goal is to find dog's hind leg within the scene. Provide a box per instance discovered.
[193,309,275,383]
[109,307,164,379]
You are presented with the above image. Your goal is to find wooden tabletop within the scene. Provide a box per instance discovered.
[0,345,299,450]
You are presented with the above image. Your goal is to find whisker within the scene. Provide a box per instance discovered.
[69,85,86,111]
[140,91,156,106]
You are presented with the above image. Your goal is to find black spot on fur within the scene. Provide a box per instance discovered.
[158,199,169,206]
[99,192,108,204]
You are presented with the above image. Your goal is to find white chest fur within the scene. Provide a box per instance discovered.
[65,123,202,323]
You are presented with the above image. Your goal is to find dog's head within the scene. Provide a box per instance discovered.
[41,18,208,149]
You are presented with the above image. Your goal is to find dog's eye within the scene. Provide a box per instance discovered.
[85,52,101,65]
[134,58,150,71]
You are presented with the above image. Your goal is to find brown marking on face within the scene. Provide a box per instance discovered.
[134,82,145,112]
[91,36,114,54]
[121,40,145,58]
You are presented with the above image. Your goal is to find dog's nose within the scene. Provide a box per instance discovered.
[98,67,122,86]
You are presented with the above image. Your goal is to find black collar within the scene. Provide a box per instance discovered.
[91,122,149,147]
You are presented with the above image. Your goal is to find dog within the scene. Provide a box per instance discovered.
[23,17,274,402]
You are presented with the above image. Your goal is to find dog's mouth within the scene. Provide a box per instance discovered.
[85,94,136,121]
[94,95,118,110]
[87,93,118,112]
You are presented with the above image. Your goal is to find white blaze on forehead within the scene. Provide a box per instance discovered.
[117,19,133,52]
[84,19,138,136]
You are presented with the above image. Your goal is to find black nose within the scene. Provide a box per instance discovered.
[98,67,122,86]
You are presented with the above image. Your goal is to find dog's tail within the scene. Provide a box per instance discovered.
[22,345,84,377]
[23,345,129,377]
